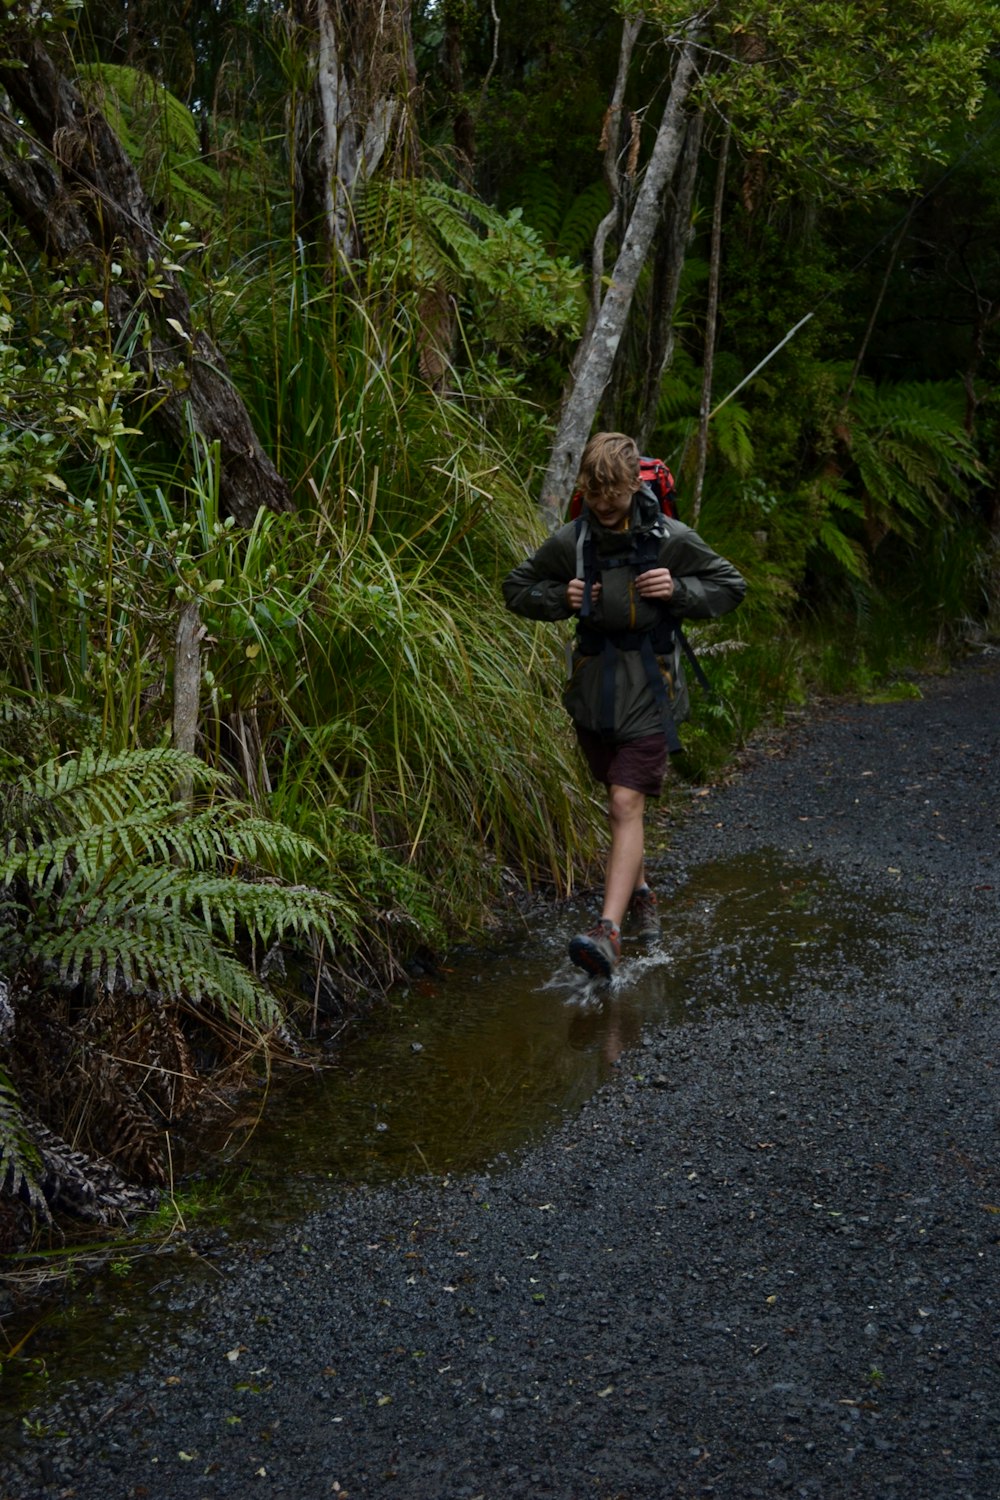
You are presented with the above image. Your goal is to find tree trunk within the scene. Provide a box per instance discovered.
[172,599,204,809]
[635,110,703,452]
[0,35,292,527]
[691,121,730,526]
[579,16,642,435]
[540,35,701,522]
[443,0,476,187]
[288,0,419,264]
[569,14,642,403]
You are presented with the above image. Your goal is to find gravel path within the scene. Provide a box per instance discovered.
[4,659,999,1500]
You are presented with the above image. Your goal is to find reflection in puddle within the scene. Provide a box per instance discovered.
[190,848,896,1209]
[204,941,673,1196]
[0,850,903,1420]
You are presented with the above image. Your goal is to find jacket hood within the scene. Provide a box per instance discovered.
[585,484,666,544]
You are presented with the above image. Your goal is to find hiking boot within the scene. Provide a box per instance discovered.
[627,884,660,941]
[568,918,621,978]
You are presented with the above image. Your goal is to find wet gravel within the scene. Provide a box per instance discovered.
[3,657,999,1500]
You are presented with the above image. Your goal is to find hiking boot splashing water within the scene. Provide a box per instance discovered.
[568,918,621,978]
[627,884,660,941]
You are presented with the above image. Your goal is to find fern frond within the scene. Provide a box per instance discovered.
[1,748,348,1033]
[556,181,613,262]
[845,379,982,537]
[92,866,348,949]
[197,812,328,873]
[4,805,327,897]
[818,518,871,582]
[42,911,281,1029]
[711,401,754,475]
[507,167,567,246]
[357,176,581,352]
[9,748,218,847]
[824,484,866,518]
[76,64,223,226]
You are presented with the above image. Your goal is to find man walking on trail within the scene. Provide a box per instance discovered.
[503,432,746,978]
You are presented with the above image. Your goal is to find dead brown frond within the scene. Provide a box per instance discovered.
[625,112,641,180]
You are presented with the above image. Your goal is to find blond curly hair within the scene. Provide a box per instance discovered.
[575,432,641,505]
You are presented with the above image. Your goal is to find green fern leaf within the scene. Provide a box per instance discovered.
[711,402,754,475]
[846,378,981,539]
[818,518,871,581]
[557,182,613,262]
[357,176,581,352]
[1,748,346,1035]
[507,168,567,247]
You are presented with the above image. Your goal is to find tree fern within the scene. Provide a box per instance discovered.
[506,167,568,249]
[0,748,351,1035]
[501,172,613,263]
[846,380,982,540]
[555,181,613,263]
[75,63,223,227]
[356,177,582,354]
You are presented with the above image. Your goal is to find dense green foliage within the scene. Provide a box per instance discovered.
[0,0,998,1228]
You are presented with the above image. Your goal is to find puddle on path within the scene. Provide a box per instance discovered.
[206,852,880,1199]
[0,850,905,1423]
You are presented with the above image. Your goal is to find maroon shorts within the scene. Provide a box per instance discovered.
[574,727,668,797]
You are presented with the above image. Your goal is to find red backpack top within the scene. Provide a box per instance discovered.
[567,456,678,522]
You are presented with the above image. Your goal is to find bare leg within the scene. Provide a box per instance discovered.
[601,784,646,929]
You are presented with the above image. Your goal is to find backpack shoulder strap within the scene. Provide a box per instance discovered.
[574,515,598,619]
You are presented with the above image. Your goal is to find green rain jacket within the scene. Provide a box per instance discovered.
[502,489,746,743]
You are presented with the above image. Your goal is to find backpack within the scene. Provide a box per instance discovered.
[567,456,678,522]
